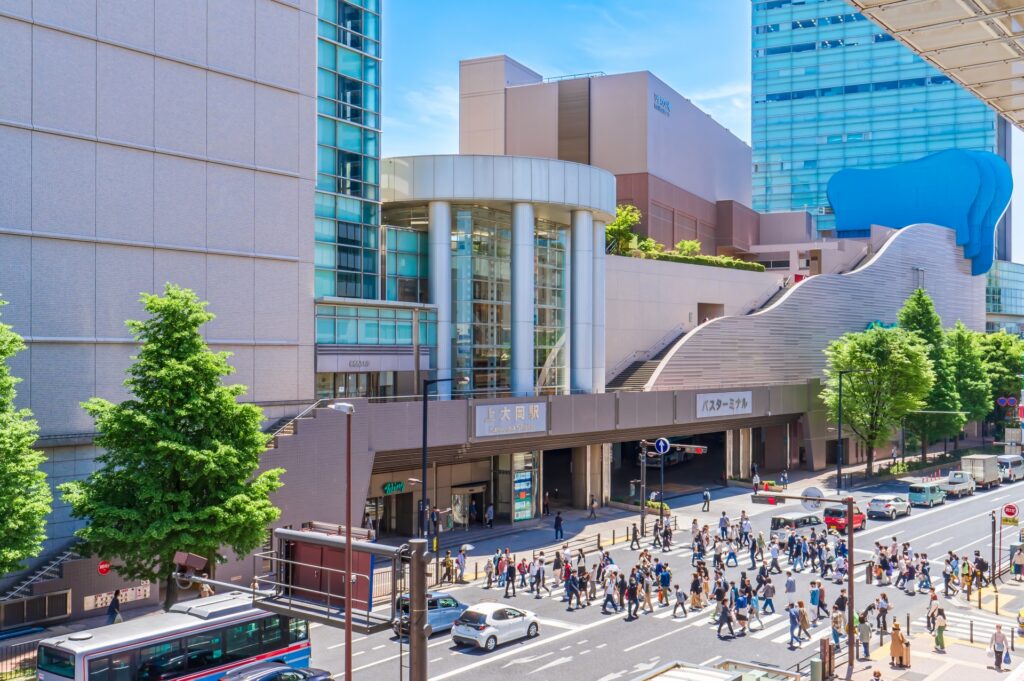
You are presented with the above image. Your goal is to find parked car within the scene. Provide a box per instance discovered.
[866,495,911,520]
[822,504,866,532]
[962,453,1001,489]
[998,454,1024,482]
[451,603,539,651]
[769,512,823,543]
[392,591,468,637]
[222,664,331,681]
[908,481,946,507]
[939,470,976,498]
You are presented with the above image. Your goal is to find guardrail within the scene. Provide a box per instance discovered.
[0,591,71,632]
[0,639,38,681]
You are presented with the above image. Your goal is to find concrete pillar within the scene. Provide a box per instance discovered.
[570,210,594,393]
[739,427,753,478]
[511,202,535,396]
[571,446,589,508]
[725,430,735,479]
[428,201,452,398]
[592,220,606,393]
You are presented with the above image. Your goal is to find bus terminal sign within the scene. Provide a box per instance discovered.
[696,391,753,418]
[475,402,547,437]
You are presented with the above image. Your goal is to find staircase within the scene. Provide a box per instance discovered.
[606,334,684,392]
[747,282,791,314]
[264,400,335,450]
[1,548,79,601]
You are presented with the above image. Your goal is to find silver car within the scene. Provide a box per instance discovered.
[866,494,911,520]
[451,603,539,651]
[392,591,468,637]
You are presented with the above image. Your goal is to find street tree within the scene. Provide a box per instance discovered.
[946,321,991,445]
[821,326,934,476]
[978,330,1024,428]
[897,289,964,459]
[605,203,642,255]
[60,285,283,608]
[0,296,52,574]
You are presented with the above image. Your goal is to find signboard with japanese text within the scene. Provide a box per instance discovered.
[474,402,547,437]
[83,582,151,611]
[513,471,533,521]
[696,391,753,419]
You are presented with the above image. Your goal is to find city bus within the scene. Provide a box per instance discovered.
[36,592,310,681]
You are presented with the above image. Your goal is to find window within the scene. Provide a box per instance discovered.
[38,647,75,679]
[88,658,109,681]
[109,653,131,681]
[438,597,458,609]
[185,631,224,671]
[137,642,184,681]
[225,621,262,662]
[289,618,309,643]
[262,616,284,649]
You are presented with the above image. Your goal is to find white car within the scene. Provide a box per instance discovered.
[866,494,911,520]
[451,603,539,651]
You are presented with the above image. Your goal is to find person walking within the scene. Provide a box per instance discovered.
[784,570,797,600]
[602,573,619,613]
[588,495,597,519]
[934,608,947,652]
[626,578,640,620]
[630,522,641,550]
[876,592,890,632]
[504,558,517,597]
[797,601,812,641]
[991,624,1009,671]
[105,590,122,625]
[485,503,494,529]
[787,603,801,648]
[554,511,564,540]
[702,488,711,512]
[485,559,494,588]
[889,622,909,668]
[716,602,735,638]
[858,616,873,660]
[1014,547,1024,582]
[672,584,688,618]
[456,549,467,583]
[566,572,582,611]
[442,550,454,584]
[762,579,776,614]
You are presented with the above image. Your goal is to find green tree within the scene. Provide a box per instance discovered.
[897,289,964,459]
[0,297,52,574]
[673,239,702,256]
[636,236,665,257]
[605,204,642,255]
[60,285,283,608]
[946,321,991,445]
[979,330,1024,428]
[821,326,934,476]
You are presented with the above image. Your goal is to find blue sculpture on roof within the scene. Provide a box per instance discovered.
[826,149,1012,275]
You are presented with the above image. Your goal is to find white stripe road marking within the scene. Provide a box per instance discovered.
[751,617,792,639]
[622,616,708,652]
[537,618,575,629]
[699,656,722,666]
[771,627,833,645]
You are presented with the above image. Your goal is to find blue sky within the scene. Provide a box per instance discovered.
[380,1,753,157]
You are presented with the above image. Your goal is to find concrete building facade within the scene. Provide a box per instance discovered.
[0,0,317,558]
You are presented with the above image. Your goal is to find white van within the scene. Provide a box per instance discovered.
[997,454,1024,482]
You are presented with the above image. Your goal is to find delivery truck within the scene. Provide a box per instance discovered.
[961,453,1001,490]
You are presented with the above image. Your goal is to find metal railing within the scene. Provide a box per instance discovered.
[0,639,39,681]
[606,325,687,383]
[542,71,606,82]
[1,551,77,602]
[0,591,71,632]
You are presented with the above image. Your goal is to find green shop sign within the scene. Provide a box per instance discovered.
[382,481,405,495]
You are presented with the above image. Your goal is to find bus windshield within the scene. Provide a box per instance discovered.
[38,646,75,679]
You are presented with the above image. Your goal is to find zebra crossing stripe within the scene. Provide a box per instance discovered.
[750,616,791,639]
[771,626,833,645]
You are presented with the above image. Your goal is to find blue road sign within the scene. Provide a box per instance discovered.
[654,438,670,455]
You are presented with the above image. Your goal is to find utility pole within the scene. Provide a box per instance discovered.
[408,538,430,681]
[846,496,856,669]
[639,441,648,537]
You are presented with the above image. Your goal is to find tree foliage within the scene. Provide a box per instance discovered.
[60,285,283,607]
[0,296,51,574]
[946,321,992,428]
[674,239,702,256]
[978,330,1024,426]
[605,204,642,255]
[897,289,964,456]
[821,326,934,476]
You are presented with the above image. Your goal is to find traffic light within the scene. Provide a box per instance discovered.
[678,444,707,455]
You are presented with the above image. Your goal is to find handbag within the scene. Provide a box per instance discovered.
[1005,650,1012,665]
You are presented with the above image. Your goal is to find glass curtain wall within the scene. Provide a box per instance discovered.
[751,0,999,234]
[534,220,569,394]
[315,0,382,299]
[452,207,512,395]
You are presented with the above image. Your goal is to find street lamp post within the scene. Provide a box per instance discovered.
[328,402,355,681]
[421,377,455,541]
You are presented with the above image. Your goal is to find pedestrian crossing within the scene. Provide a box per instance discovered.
[911,609,1014,643]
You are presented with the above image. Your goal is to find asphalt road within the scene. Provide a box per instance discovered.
[310,479,1024,680]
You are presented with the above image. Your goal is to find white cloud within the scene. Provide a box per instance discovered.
[382,83,460,157]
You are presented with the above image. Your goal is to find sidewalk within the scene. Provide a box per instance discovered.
[848,630,1022,681]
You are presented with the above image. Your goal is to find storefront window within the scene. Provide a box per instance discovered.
[316,304,436,346]
[314,371,395,399]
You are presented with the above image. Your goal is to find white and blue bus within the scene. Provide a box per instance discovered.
[36,593,310,681]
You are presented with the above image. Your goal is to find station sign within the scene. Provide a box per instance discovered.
[475,402,547,437]
[97,560,111,575]
[696,391,753,418]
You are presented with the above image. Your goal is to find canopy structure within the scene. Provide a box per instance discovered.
[848,0,1024,130]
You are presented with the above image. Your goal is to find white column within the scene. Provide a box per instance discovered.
[592,219,606,393]
[511,202,535,396]
[428,201,452,399]
[570,210,594,393]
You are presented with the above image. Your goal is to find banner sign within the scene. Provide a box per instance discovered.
[696,391,753,418]
[513,471,533,521]
[475,403,547,437]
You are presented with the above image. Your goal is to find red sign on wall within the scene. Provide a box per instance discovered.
[97,560,111,575]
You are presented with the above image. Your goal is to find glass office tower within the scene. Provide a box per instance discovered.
[314,0,381,300]
[752,0,1009,246]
